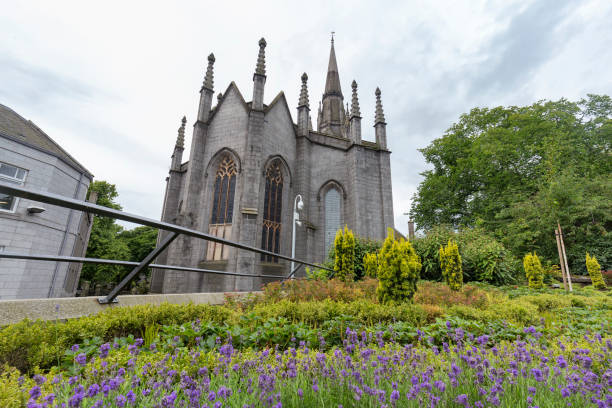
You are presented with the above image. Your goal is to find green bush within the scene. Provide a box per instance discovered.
[413,226,519,285]
[363,253,378,278]
[250,299,440,326]
[327,234,381,280]
[586,252,606,289]
[449,299,538,326]
[519,294,571,312]
[439,240,463,291]
[333,226,356,282]
[377,229,422,303]
[524,252,544,289]
[0,303,235,373]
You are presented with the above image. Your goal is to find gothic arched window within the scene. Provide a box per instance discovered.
[324,187,342,257]
[206,155,237,260]
[261,161,283,262]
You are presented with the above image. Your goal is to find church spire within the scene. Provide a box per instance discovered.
[374,87,387,149]
[252,37,267,111]
[324,35,342,98]
[318,35,345,137]
[350,80,360,118]
[297,73,310,135]
[171,116,186,170]
[176,116,186,149]
[202,53,215,91]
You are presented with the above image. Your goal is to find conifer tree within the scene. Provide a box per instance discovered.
[523,252,544,289]
[586,252,606,289]
[439,240,463,291]
[333,226,356,282]
[377,228,421,303]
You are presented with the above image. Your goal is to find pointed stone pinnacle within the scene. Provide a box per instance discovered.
[298,73,309,108]
[176,116,186,148]
[203,53,215,90]
[375,87,385,124]
[350,80,360,117]
[217,92,223,103]
[255,38,267,76]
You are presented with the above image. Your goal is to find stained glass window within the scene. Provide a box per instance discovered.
[261,161,283,262]
[206,156,237,261]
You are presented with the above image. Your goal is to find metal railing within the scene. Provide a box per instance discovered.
[0,183,330,304]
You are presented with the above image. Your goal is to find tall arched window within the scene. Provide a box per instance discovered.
[206,155,237,260]
[324,188,342,257]
[261,161,283,262]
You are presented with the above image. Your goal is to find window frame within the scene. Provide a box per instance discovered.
[261,161,283,263]
[206,155,237,261]
[0,162,28,214]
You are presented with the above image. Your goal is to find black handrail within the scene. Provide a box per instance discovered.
[0,183,330,303]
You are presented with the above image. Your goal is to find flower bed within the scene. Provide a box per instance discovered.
[1,281,610,407]
[10,323,612,408]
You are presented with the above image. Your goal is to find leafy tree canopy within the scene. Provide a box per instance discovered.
[81,181,157,288]
[410,95,612,274]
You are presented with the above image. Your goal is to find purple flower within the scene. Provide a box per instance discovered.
[297,388,303,398]
[71,344,79,352]
[455,394,469,406]
[126,390,136,404]
[33,374,46,385]
[312,383,319,392]
[391,389,400,401]
[116,395,127,408]
[528,386,536,395]
[434,380,446,392]
[87,384,100,397]
[75,353,87,366]
[29,385,41,400]
[99,343,110,358]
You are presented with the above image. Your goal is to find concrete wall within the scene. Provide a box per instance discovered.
[0,136,90,299]
[0,291,256,326]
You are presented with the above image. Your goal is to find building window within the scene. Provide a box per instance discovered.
[206,155,237,260]
[324,187,342,257]
[0,162,27,213]
[261,161,283,262]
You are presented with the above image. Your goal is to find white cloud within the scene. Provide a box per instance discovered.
[1,0,610,234]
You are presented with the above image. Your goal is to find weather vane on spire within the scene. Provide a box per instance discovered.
[331,31,335,44]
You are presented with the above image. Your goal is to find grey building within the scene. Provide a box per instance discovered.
[152,38,394,293]
[0,104,93,299]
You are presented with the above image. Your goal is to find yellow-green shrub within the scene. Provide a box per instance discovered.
[363,253,378,278]
[439,240,463,291]
[376,229,422,303]
[523,252,544,289]
[586,252,606,289]
[449,299,538,325]
[519,294,571,312]
[0,303,236,373]
[333,226,356,282]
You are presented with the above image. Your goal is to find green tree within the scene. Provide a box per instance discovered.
[439,240,462,291]
[327,237,381,280]
[410,95,612,274]
[377,228,421,303]
[586,252,606,289]
[523,252,544,289]
[117,226,158,263]
[333,226,356,282]
[81,181,130,286]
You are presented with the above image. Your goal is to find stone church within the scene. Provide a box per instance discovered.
[151,37,394,294]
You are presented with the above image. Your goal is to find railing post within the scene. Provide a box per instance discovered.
[98,232,179,304]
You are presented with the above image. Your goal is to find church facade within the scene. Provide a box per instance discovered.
[151,38,394,294]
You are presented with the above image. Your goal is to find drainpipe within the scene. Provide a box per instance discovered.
[47,172,84,297]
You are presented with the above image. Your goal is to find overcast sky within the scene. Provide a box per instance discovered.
[1,0,611,234]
